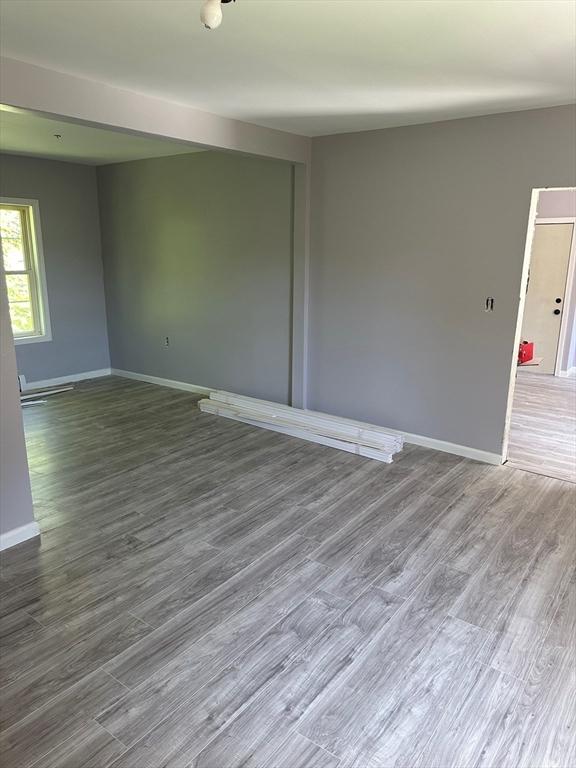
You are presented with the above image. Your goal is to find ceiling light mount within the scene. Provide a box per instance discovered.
[200,0,235,31]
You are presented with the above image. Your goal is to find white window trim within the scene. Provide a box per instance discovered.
[1,197,52,345]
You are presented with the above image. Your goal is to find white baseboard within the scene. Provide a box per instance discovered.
[558,367,576,378]
[0,521,40,551]
[112,370,502,465]
[393,429,502,465]
[23,368,111,391]
[111,368,211,396]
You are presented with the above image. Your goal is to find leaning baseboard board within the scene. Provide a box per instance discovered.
[111,368,211,396]
[112,370,502,465]
[200,404,395,464]
[0,521,40,551]
[22,368,111,391]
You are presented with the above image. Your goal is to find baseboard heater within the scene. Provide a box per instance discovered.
[198,391,404,463]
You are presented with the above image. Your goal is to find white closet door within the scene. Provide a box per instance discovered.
[521,223,573,375]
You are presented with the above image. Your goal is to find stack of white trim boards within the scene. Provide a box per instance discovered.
[199,391,404,463]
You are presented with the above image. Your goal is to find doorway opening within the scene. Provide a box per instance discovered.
[503,188,576,483]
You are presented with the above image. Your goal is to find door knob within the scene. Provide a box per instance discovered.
[554,309,561,315]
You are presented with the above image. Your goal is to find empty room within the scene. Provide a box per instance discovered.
[0,2,574,768]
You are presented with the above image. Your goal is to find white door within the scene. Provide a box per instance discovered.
[521,223,573,375]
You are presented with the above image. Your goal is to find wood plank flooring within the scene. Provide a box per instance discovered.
[0,376,574,768]
[507,370,576,483]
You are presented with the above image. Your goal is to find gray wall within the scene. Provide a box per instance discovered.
[97,151,293,403]
[0,271,34,538]
[310,105,576,455]
[0,154,110,382]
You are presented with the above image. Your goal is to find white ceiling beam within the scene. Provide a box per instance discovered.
[0,57,310,164]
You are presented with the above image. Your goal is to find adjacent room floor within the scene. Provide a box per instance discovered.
[0,377,574,768]
[507,370,576,483]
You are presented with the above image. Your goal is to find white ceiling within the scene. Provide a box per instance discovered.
[1,0,574,137]
[0,108,203,165]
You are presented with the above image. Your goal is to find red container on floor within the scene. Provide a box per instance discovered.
[518,341,534,364]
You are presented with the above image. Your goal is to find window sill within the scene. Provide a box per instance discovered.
[14,333,52,346]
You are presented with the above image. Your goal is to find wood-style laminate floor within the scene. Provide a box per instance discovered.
[1,376,575,768]
[507,371,576,483]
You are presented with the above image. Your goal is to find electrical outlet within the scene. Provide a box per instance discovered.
[164,336,170,347]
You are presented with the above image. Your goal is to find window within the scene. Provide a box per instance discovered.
[0,199,51,343]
